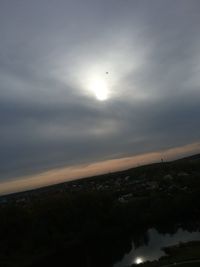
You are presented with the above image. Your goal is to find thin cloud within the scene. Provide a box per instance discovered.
[0,0,200,189]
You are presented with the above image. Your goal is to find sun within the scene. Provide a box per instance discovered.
[88,76,109,101]
[93,79,108,101]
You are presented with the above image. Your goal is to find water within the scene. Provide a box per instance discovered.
[114,228,200,267]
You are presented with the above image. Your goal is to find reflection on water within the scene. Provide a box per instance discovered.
[134,257,144,264]
[114,228,200,267]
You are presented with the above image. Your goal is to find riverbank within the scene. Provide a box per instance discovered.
[0,154,199,267]
[131,241,200,267]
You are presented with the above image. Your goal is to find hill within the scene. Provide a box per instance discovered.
[0,154,199,267]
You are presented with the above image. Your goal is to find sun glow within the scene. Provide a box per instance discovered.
[88,75,109,101]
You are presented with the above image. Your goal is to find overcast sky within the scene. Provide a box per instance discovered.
[0,0,200,191]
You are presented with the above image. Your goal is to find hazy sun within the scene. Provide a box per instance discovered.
[88,76,109,101]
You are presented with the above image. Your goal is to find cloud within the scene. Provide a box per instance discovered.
[0,142,199,196]
[0,0,200,187]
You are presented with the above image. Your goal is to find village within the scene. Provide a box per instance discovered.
[0,162,194,207]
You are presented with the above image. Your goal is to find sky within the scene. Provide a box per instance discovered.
[0,0,200,194]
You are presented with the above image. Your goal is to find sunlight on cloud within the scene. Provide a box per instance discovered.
[52,29,150,103]
[0,142,199,195]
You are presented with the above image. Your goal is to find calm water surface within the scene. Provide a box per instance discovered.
[114,228,200,267]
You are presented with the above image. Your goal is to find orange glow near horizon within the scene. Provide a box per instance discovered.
[0,142,199,196]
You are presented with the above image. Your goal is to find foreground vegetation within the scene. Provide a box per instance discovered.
[0,155,200,267]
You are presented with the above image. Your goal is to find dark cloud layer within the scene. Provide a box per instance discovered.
[0,0,200,181]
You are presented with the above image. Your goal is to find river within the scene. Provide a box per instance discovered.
[114,227,200,267]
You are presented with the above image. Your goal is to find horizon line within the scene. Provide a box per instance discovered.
[0,141,199,196]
